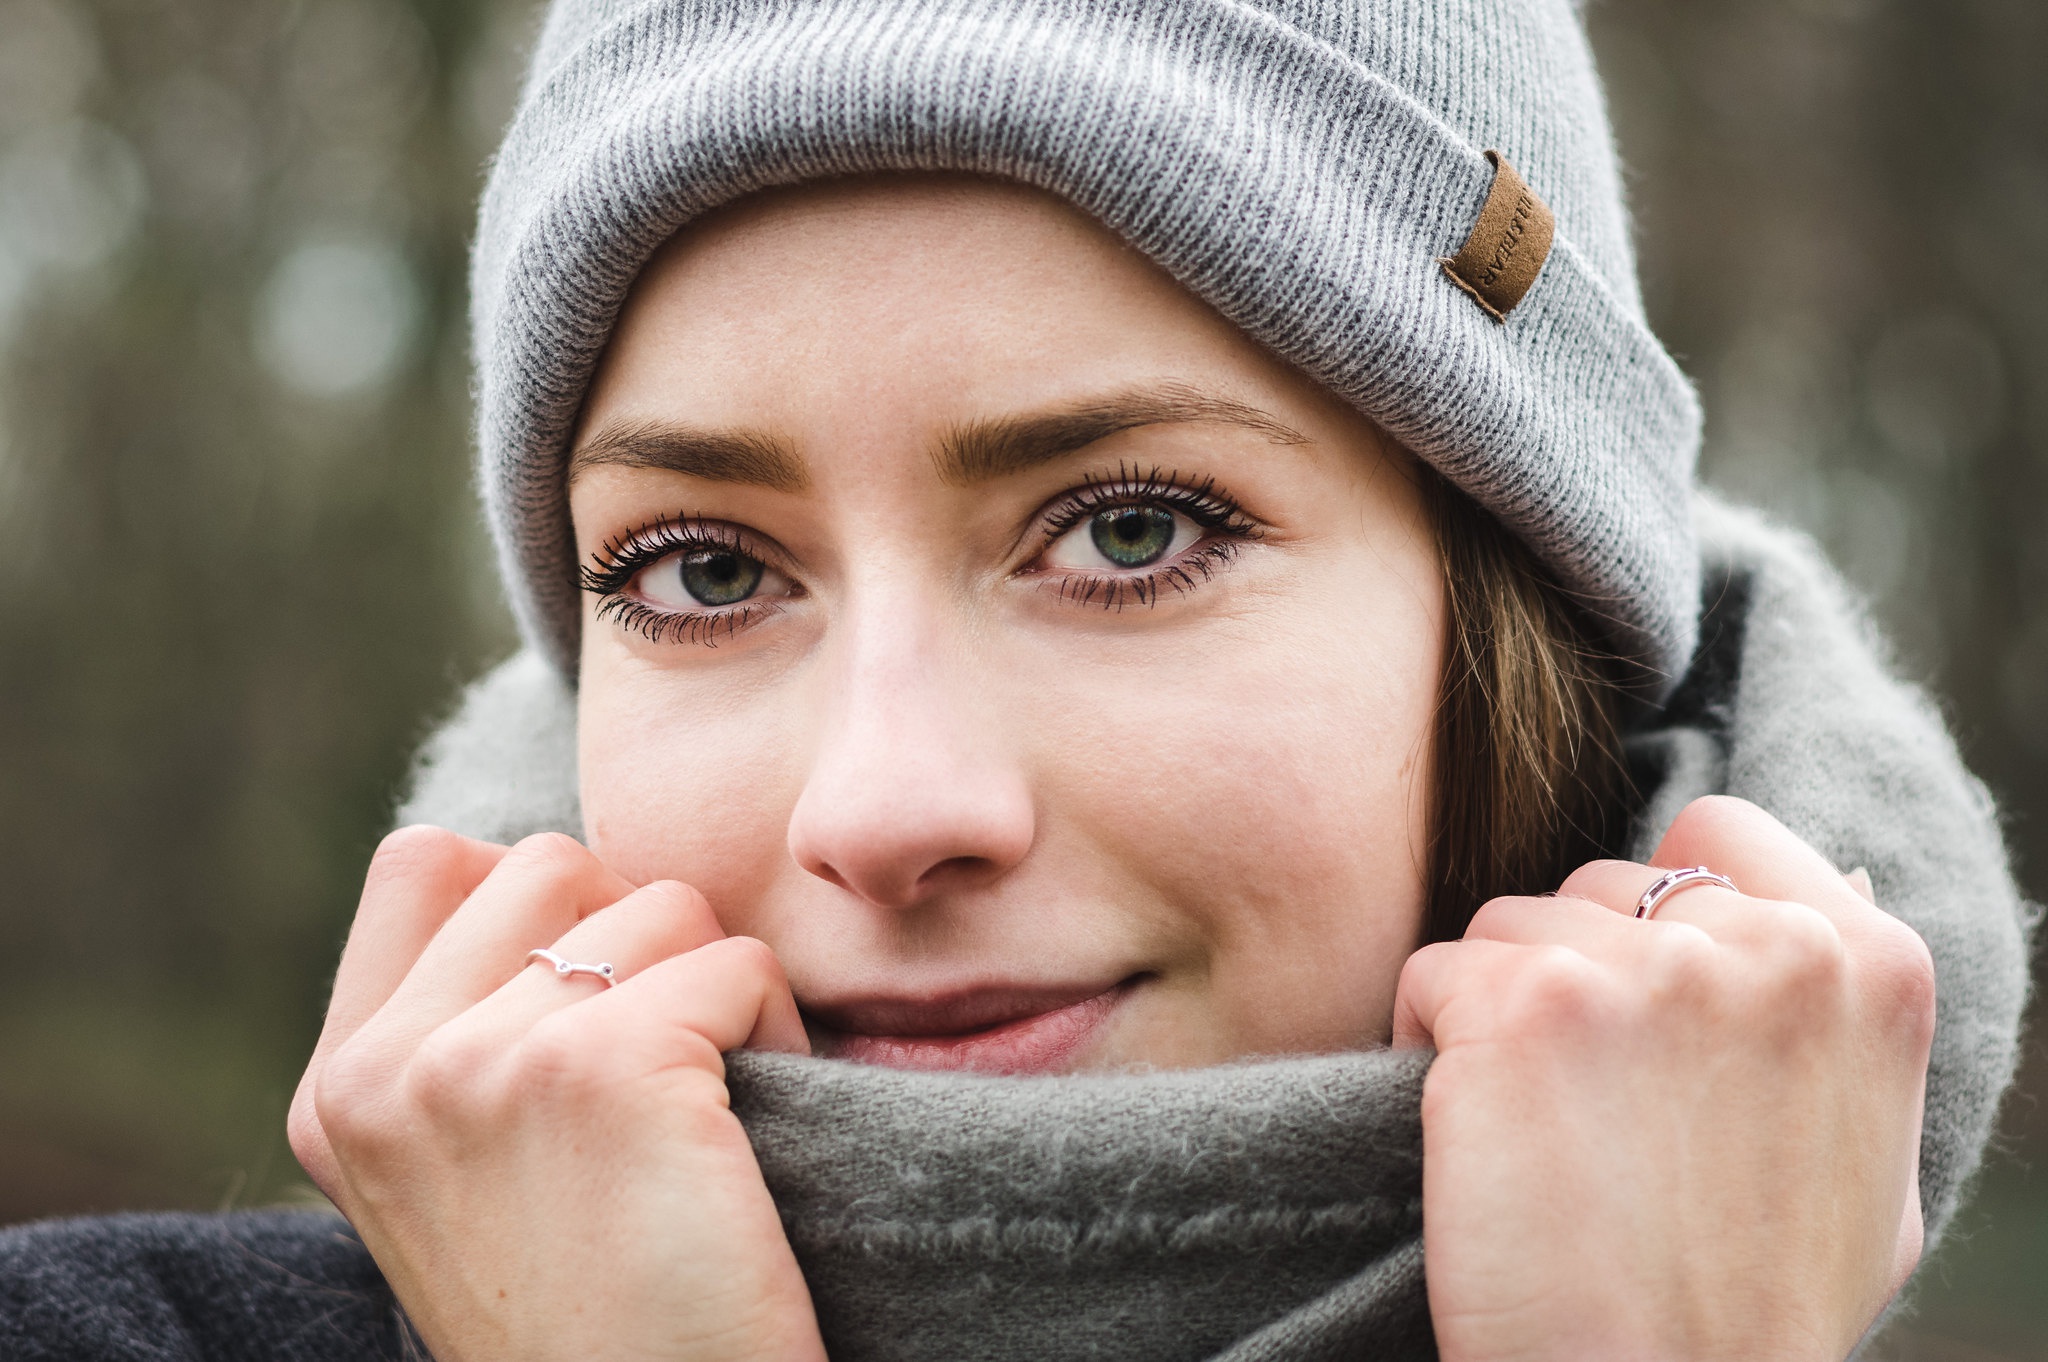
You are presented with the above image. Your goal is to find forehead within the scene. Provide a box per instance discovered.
[577,174,1285,441]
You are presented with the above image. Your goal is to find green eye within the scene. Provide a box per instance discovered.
[1090,506,1177,568]
[680,548,764,606]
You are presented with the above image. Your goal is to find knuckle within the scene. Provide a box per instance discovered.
[717,934,787,986]
[1680,793,1759,831]
[505,831,593,876]
[1395,942,1448,999]
[313,1035,383,1124]
[520,1013,587,1073]
[285,1081,330,1170]
[1759,902,1850,992]
[1707,905,1851,1035]
[514,1014,615,1099]
[1498,946,1607,1033]
[365,824,464,887]
[287,1085,355,1208]
[404,1025,499,1123]
[1639,925,1721,1009]
[1864,918,1938,1035]
[1664,794,1767,857]
[1462,896,1517,939]
[312,1065,396,1161]
[643,877,715,921]
[1663,796,1722,846]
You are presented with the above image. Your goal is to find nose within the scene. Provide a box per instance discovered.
[786,612,1035,911]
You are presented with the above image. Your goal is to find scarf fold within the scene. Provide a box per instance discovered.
[729,1048,1432,1361]
[400,497,2031,1360]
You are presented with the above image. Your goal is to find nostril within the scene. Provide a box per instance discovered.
[914,855,994,895]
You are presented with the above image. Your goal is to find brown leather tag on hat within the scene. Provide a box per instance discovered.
[1439,151,1554,323]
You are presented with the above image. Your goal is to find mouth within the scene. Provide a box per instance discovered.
[803,978,1140,1075]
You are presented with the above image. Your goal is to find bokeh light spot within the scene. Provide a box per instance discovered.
[253,236,421,400]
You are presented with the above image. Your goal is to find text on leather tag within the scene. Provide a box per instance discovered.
[1439,151,1555,323]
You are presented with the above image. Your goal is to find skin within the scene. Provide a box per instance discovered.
[289,176,1935,1361]
[569,175,1442,1070]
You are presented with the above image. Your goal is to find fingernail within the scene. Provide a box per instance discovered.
[1846,866,1877,904]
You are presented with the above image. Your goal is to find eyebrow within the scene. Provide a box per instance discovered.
[568,421,810,491]
[935,384,1309,486]
[566,385,1308,492]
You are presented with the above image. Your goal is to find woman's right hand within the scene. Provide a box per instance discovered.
[286,826,825,1362]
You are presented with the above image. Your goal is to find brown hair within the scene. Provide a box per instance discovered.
[1421,473,1636,944]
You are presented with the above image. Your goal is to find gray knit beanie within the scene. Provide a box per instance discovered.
[474,0,1703,691]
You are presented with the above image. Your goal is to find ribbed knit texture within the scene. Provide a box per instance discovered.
[473,0,1703,691]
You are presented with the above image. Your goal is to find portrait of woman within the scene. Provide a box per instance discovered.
[0,0,2038,1358]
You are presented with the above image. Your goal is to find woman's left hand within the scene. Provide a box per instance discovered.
[1395,795,1934,1362]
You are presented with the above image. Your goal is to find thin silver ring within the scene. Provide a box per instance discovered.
[525,947,617,987]
[1634,866,1739,919]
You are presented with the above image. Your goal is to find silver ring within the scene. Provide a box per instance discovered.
[1634,866,1739,919]
[526,947,617,987]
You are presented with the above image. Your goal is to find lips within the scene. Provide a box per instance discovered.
[804,979,1135,1075]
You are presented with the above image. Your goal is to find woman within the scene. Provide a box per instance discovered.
[1,0,2030,1358]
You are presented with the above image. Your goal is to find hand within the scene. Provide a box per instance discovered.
[1394,796,1934,1362]
[287,827,825,1362]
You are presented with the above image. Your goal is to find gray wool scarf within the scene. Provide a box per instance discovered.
[400,498,2033,1361]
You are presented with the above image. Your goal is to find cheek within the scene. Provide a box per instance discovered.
[1036,554,1440,1047]
[1071,666,1427,897]
[576,653,801,916]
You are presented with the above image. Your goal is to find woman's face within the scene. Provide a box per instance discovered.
[570,175,1443,1073]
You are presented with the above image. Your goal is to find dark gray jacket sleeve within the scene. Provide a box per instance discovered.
[0,1210,404,1361]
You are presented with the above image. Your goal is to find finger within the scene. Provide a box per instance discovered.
[1462,892,1649,951]
[374,832,638,1038]
[1653,797,1874,932]
[1556,858,1747,928]
[292,827,513,1195]
[525,936,811,1081]
[452,880,727,1044]
[320,826,512,1051]
[1392,938,1557,1051]
[1552,857,1862,978]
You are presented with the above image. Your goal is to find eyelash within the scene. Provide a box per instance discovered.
[578,467,1263,644]
[579,518,786,646]
[1032,465,1262,611]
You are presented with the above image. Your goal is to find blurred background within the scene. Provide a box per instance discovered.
[0,0,2039,1352]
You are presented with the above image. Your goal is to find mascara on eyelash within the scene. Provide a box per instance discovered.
[1052,538,1246,610]
[595,594,768,646]
[1037,465,1259,542]
[579,516,758,596]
